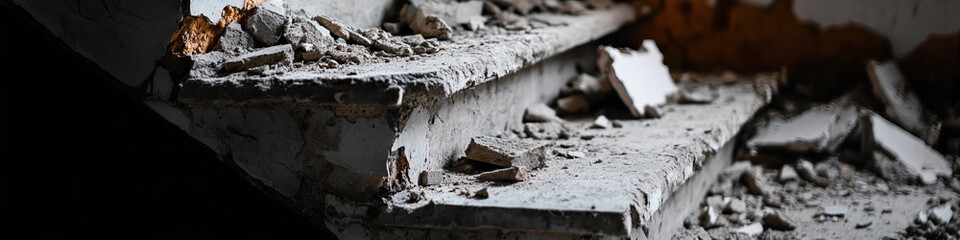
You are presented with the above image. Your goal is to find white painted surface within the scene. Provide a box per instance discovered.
[604,40,678,118]
[189,0,244,23]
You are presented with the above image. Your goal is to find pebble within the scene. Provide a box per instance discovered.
[761,212,797,231]
[856,216,872,228]
[779,165,799,183]
[920,171,938,185]
[822,205,847,217]
[916,210,928,224]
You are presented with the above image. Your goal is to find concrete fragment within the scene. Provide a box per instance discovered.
[705,195,726,210]
[741,169,768,196]
[189,0,244,23]
[746,104,859,154]
[349,31,374,47]
[598,40,678,118]
[723,198,746,214]
[591,115,612,129]
[399,3,453,40]
[465,136,546,169]
[839,164,856,181]
[283,17,334,51]
[222,44,294,71]
[473,188,489,199]
[314,15,353,40]
[796,159,830,187]
[931,205,953,224]
[919,171,938,185]
[419,171,456,186]
[245,0,288,45]
[565,151,585,159]
[483,0,502,15]
[762,212,797,231]
[866,60,940,144]
[475,166,527,182]
[677,83,718,104]
[917,210,929,224]
[565,74,611,102]
[779,165,798,183]
[558,0,587,14]
[556,95,590,114]
[523,103,564,123]
[382,22,402,35]
[734,222,764,237]
[699,206,720,228]
[856,216,872,228]
[861,110,953,181]
[523,122,570,140]
[374,37,414,56]
[822,205,847,217]
[408,0,484,26]
[721,160,752,181]
[216,23,254,52]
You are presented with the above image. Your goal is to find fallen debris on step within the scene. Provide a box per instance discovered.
[861,110,952,182]
[475,166,527,182]
[524,103,564,123]
[465,136,547,169]
[598,40,677,118]
[222,44,294,71]
[866,60,941,144]
[746,103,859,154]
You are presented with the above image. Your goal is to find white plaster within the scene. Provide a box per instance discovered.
[189,0,244,23]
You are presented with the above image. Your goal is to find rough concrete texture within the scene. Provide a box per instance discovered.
[222,44,294,71]
[245,0,288,45]
[9,0,180,88]
[283,16,334,51]
[598,40,678,118]
[323,79,777,239]
[746,103,858,154]
[178,5,636,105]
[474,166,527,182]
[465,136,547,169]
[861,110,952,180]
[866,60,940,144]
[190,0,244,23]
[216,23,255,52]
[284,0,396,28]
[409,0,484,26]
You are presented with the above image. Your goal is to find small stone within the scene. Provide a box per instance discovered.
[475,166,527,182]
[699,206,720,228]
[705,195,725,210]
[815,162,839,180]
[524,103,564,123]
[741,169,768,196]
[245,0,288,45]
[473,187,489,199]
[931,204,953,224]
[920,171,938,185]
[591,115,613,129]
[762,212,797,231]
[796,159,829,187]
[465,136,547,169]
[402,4,453,40]
[779,165,799,183]
[724,198,747,214]
[611,120,624,128]
[382,22,402,35]
[856,216,872,228]
[734,222,764,237]
[822,205,847,217]
[566,151,585,159]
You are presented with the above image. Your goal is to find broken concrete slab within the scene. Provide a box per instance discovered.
[222,44,294,71]
[475,166,527,182]
[866,60,940,144]
[245,0,288,45]
[216,22,255,52]
[862,110,952,181]
[464,136,547,169]
[523,103,564,123]
[598,40,678,118]
[747,103,859,154]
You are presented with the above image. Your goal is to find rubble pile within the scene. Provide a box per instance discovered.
[675,60,960,239]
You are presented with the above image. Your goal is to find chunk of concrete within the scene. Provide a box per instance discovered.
[677,83,718,104]
[523,103,564,123]
[866,60,940,144]
[465,136,547,169]
[741,169,769,196]
[762,212,797,231]
[779,165,798,183]
[222,44,294,71]
[861,110,952,181]
[734,222,764,237]
[856,216,872,228]
[399,3,453,40]
[822,205,847,217]
[598,40,678,118]
[523,122,571,140]
[189,0,244,23]
[723,198,746,214]
[591,115,612,129]
[283,17,334,51]
[919,171,938,185]
[747,104,859,154]
[699,206,720,228]
[314,15,353,40]
[408,0,484,26]
[475,166,527,182]
[419,171,456,186]
[931,204,953,224]
[216,22,255,52]
[917,210,928,224]
[245,0,288,45]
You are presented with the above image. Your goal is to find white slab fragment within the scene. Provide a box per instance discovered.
[863,110,952,177]
[599,40,678,118]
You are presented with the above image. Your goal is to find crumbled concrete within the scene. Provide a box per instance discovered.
[283,16,334,52]
[735,222,764,237]
[762,212,797,231]
[245,0,288,45]
[700,206,721,228]
[465,136,547,169]
[523,122,573,140]
[779,165,798,183]
[917,210,929,224]
[746,104,858,154]
[189,0,244,23]
[216,23,255,52]
[723,198,746,214]
[598,40,678,118]
[475,166,527,182]
[314,15,352,40]
[590,115,612,129]
[222,44,294,71]
[408,0,484,26]
[523,103,564,123]
[861,110,952,181]
[399,3,453,40]
[866,60,940,144]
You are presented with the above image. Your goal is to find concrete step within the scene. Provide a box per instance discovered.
[323,76,779,239]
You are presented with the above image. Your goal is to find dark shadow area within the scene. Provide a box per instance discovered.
[0,5,334,239]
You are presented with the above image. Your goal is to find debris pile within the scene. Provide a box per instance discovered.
[677,60,959,238]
